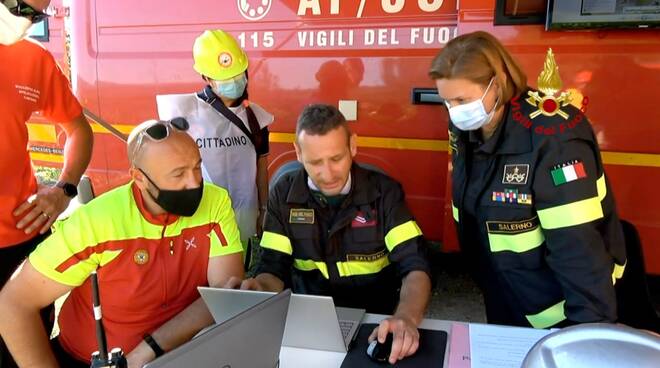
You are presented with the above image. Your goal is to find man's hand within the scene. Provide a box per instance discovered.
[126,341,156,368]
[239,278,265,291]
[368,315,420,364]
[223,276,243,289]
[13,184,72,235]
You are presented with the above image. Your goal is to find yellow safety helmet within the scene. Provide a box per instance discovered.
[193,30,248,81]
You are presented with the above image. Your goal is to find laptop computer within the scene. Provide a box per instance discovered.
[198,287,365,353]
[144,289,291,368]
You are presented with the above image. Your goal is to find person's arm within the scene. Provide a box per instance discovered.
[14,113,94,235]
[533,137,621,326]
[126,253,245,367]
[0,261,73,368]
[255,154,269,236]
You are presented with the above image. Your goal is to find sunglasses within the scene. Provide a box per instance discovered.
[132,117,190,163]
[3,0,49,23]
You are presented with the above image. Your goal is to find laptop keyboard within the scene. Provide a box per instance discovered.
[339,320,355,340]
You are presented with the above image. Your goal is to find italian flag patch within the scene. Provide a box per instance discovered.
[551,160,587,186]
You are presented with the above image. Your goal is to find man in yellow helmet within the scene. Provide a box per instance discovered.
[157,30,273,256]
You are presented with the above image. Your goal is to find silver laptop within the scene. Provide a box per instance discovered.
[144,289,291,368]
[198,287,365,353]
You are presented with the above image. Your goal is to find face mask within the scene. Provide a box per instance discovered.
[0,3,31,46]
[139,169,204,217]
[446,78,497,131]
[213,73,247,100]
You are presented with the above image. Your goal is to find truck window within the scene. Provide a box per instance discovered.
[494,0,547,25]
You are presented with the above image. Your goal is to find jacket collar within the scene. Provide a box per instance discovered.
[131,182,179,226]
[286,164,379,206]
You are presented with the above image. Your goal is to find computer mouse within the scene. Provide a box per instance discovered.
[366,333,394,364]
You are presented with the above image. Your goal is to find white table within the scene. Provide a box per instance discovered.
[279,314,452,367]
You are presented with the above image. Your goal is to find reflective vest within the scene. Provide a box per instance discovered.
[450,90,626,329]
[157,93,273,243]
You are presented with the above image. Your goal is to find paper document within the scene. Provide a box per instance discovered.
[469,323,552,368]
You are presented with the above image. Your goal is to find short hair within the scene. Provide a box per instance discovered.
[429,31,527,103]
[296,104,350,141]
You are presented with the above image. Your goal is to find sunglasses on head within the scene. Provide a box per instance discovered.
[132,117,190,163]
[3,0,49,23]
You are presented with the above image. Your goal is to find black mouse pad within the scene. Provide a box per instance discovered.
[340,323,448,368]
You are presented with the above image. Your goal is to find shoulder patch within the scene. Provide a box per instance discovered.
[550,159,587,186]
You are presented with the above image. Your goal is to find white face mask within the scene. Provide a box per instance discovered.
[446,78,498,131]
[0,3,31,46]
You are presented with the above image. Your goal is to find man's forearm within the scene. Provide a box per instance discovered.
[0,302,58,367]
[394,271,431,325]
[59,114,93,184]
[256,156,268,208]
[145,298,214,354]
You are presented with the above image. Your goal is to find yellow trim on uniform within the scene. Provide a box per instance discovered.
[293,259,329,279]
[27,123,57,143]
[336,257,390,277]
[525,300,567,329]
[384,221,422,252]
[260,231,293,256]
[452,202,459,222]
[487,227,545,253]
[538,175,606,230]
[612,261,626,285]
[29,152,64,163]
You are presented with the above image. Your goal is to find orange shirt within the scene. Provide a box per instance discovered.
[0,38,82,247]
[30,182,243,362]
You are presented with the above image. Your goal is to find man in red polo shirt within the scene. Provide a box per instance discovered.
[0,119,245,368]
[1,1,93,366]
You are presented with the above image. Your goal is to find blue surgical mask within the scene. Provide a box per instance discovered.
[213,74,247,100]
[446,78,497,131]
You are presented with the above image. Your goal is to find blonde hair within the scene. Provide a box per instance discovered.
[429,31,527,103]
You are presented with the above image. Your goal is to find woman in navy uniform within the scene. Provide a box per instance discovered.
[429,31,626,328]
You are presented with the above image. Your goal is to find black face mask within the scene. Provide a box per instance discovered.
[139,169,203,217]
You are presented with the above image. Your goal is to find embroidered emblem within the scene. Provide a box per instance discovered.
[218,52,233,68]
[134,249,149,265]
[525,48,572,120]
[517,193,533,205]
[502,164,529,185]
[289,209,315,224]
[448,129,458,154]
[185,237,197,251]
[351,210,377,228]
[551,159,587,186]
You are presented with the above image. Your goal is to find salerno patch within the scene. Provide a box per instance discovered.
[502,164,529,185]
[346,249,386,262]
[486,217,540,234]
[289,208,315,224]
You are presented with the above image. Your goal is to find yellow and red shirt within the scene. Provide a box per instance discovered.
[0,38,83,247]
[29,181,242,362]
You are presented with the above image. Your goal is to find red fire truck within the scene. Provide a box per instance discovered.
[28,0,660,274]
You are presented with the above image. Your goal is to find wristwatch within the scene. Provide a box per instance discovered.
[56,181,78,198]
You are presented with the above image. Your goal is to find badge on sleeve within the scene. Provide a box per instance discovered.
[502,164,529,185]
[289,209,315,224]
[551,159,587,186]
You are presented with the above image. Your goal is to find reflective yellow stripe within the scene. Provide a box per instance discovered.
[384,221,422,251]
[452,202,459,222]
[612,261,626,285]
[260,231,293,255]
[487,227,545,253]
[526,300,566,329]
[538,175,606,229]
[336,257,390,277]
[29,152,64,163]
[293,259,329,279]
